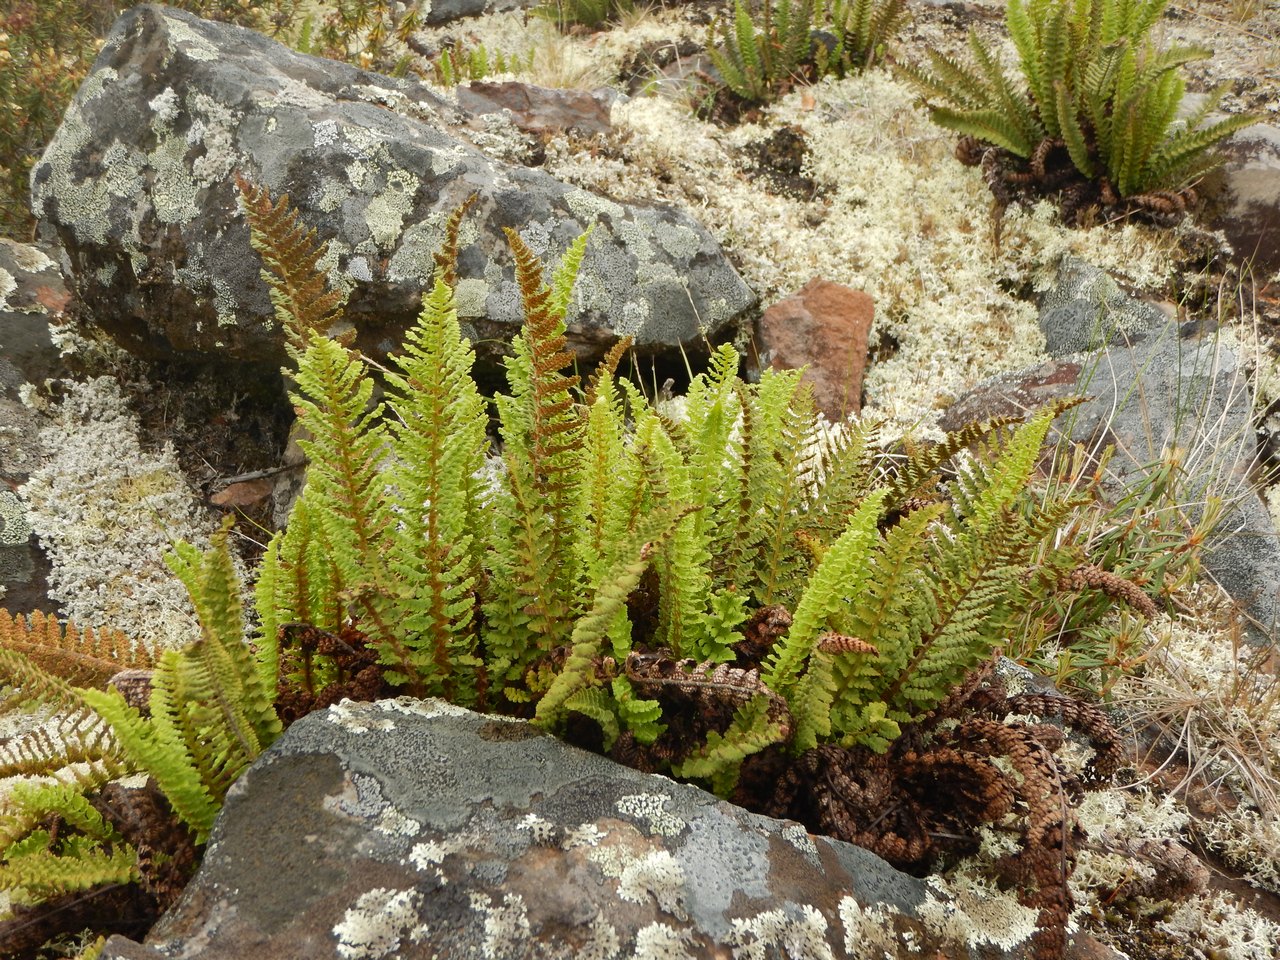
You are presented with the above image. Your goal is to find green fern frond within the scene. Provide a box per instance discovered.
[928,106,1039,158]
[379,273,489,702]
[0,839,137,905]
[534,504,695,729]
[672,693,790,795]
[763,489,889,697]
[564,686,621,749]
[551,227,593,320]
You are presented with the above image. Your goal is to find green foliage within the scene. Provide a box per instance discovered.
[0,782,138,908]
[242,187,1147,800]
[0,522,280,935]
[897,0,1258,199]
[430,40,534,86]
[536,0,634,32]
[709,0,906,104]
[79,525,281,843]
[316,0,422,74]
[0,0,300,235]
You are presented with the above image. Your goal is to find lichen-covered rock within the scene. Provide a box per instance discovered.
[32,5,754,375]
[420,0,537,26]
[0,239,67,483]
[0,239,69,611]
[1038,256,1169,356]
[98,698,1071,960]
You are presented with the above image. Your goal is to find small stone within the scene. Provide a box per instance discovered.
[758,278,874,422]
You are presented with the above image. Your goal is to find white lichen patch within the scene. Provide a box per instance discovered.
[0,490,32,546]
[780,823,820,864]
[470,891,531,960]
[614,793,686,837]
[1158,890,1280,960]
[19,377,214,647]
[838,897,903,959]
[30,70,118,239]
[540,44,1186,430]
[728,905,834,960]
[631,921,694,960]
[563,822,606,849]
[162,12,220,62]
[378,695,475,720]
[326,699,398,733]
[616,850,687,920]
[511,812,554,845]
[917,872,1039,950]
[0,238,55,275]
[333,887,424,960]
[365,169,420,249]
[0,267,15,313]
[407,828,481,883]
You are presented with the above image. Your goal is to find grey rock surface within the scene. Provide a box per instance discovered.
[32,5,754,375]
[1038,256,1169,356]
[0,239,67,611]
[99,698,1056,960]
[1203,123,1280,279]
[945,308,1280,643]
[421,0,537,26]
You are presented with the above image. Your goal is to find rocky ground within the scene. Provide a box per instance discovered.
[4,0,1280,957]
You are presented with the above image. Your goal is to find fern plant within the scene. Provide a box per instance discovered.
[709,0,906,104]
[536,0,634,32]
[0,183,1161,956]
[430,40,534,86]
[0,522,278,953]
[897,0,1257,217]
[238,180,1147,774]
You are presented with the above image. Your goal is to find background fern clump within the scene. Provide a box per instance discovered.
[898,0,1257,220]
[709,0,906,105]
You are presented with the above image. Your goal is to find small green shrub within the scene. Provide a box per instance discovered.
[315,0,421,74]
[536,0,635,33]
[897,0,1257,217]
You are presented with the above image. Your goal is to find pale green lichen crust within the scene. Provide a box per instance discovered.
[0,491,31,546]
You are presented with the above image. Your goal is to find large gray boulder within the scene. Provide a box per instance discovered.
[99,698,1070,960]
[31,5,754,374]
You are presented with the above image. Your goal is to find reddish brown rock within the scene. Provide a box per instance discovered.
[758,278,873,422]
[456,81,613,136]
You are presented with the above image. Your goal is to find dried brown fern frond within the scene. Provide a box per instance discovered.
[235,172,349,356]
[1060,563,1159,619]
[585,335,634,407]
[1,610,154,699]
[432,192,478,289]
